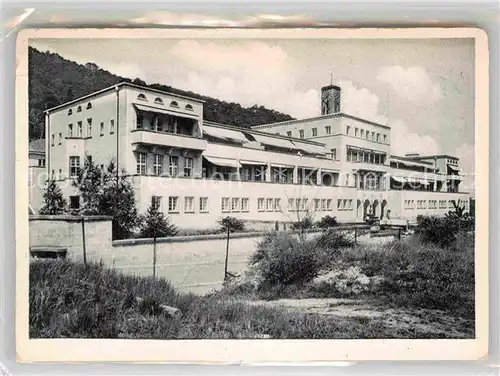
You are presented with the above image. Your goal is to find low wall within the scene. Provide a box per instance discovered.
[29,215,113,262]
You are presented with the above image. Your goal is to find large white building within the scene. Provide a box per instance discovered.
[36,82,470,228]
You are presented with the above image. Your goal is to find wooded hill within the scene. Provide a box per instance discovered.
[28,47,294,141]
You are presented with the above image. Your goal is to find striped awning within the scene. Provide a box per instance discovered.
[252,134,301,151]
[133,103,199,120]
[203,126,249,144]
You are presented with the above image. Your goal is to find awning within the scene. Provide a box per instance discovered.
[203,156,241,168]
[202,126,249,144]
[391,176,406,183]
[448,165,460,172]
[240,160,267,166]
[270,163,294,169]
[393,159,432,168]
[292,141,327,155]
[252,134,301,151]
[133,103,199,120]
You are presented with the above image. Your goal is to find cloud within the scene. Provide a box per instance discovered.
[390,119,440,156]
[169,40,319,119]
[377,66,442,105]
[338,80,388,124]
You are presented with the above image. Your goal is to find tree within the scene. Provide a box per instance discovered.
[218,216,245,282]
[73,158,139,240]
[39,180,67,215]
[139,204,178,280]
[139,204,178,239]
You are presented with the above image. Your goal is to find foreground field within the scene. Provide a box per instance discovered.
[30,248,474,339]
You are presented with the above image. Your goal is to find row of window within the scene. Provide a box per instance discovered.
[136,153,193,177]
[346,126,388,143]
[51,119,116,146]
[67,102,92,115]
[404,199,468,210]
[152,195,208,213]
[136,93,194,111]
[346,148,387,165]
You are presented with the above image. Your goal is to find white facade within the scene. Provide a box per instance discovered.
[40,82,470,229]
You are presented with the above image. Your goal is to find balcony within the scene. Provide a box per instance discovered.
[130,129,207,151]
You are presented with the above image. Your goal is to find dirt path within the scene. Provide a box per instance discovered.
[244,298,474,338]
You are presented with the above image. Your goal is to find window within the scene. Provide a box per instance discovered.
[68,109,73,115]
[314,199,320,211]
[136,152,147,175]
[342,199,348,211]
[219,197,230,212]
[355,128,359,137]
[287,131,292,137]
[274,198,281,211]
[136,112,143,129]
[299,129,304,138]
[168,196,179,212]
[376,133,380,142]
[87,119,92,137]
[170,101,179,108]
[301,198,308,211]
[86,102,92,110]
[68,124,73,137]
[77,121,83,137]
[184,157,193,177]
[58,169,62,179]
[38,158,46,167]
[69,196,80,209]
[137,93,147,101]
[184,197,195,213]
[346,126,351,135]
[360,129,364,138]
[266,198,273,211]
[258,198,265,211]
[110,119,115,134]
[199,197,209,212]
[51,170,55,179]
[345,173,350,186]
[312,128,317,137]
[185,104,194,111]
[325,126,331,135]
[51,134,55,146]
[348,199,353,210]
[77,106,82,113]
[295,198,301,211]
[100,122,104,136]
[229,197,239,212]
[241,198,249,212]
[331,149,337,160]
[337,199,342,210]
[154,97,164,104]
[153,154,163,176]
[169,156,179,177]
[151,196,162,211]
[365,131,369,140]
[383,134,387,143]
[321,199,327,211]
[58,133,62,145]
[327,199,332,211]
[69,156,80,178]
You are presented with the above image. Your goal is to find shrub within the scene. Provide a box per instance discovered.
[254,232,323,286]
[218,216,245,233]
[316,215,338,229]
[291,217,314,231]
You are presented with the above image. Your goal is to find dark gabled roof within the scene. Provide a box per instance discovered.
[29,139,45,154]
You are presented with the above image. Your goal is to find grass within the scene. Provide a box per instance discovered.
[29,259,466,339]
[225,230,475,323]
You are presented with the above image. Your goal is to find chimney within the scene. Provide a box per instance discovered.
[321,85,341,115]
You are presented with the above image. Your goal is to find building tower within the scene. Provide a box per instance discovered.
[321,84,341,115]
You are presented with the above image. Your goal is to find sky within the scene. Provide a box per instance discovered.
[30,37,476,193]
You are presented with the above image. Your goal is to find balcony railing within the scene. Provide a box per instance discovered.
[130,129,207,151]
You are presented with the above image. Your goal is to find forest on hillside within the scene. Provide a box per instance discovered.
[28,47,294,141]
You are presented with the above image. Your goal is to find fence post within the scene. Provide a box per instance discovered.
[398,227,401,241]
[354,226,357,243]
[224,226,230,281]
[81,216,87,264]
[152,235,157,281]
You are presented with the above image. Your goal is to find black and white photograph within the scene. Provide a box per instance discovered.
[16,27,488,362]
